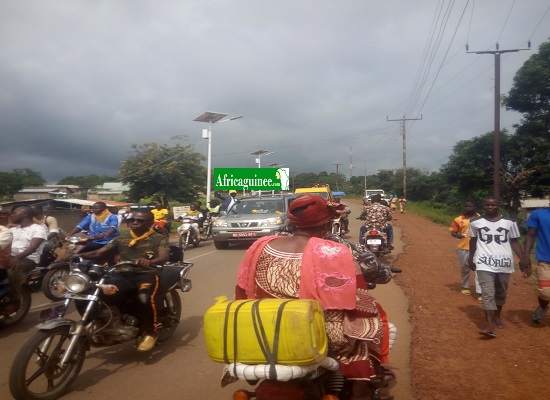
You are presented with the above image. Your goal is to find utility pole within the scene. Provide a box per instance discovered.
[386,115,422,198]
[332,163,343,191]
[349,147,353,180]
[467,42,530,200]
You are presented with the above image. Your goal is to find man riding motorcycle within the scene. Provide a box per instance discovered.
[333,196,351,234]
[74,210,170,352]
[150,202,169,235]
[177,204,203,239]
[65,202,119,264]
[358,194,394,249]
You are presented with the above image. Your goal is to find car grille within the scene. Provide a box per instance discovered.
[230,222,260,228]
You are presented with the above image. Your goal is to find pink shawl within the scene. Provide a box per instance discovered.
[236,236,357,310]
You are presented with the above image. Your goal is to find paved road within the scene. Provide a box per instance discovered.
[0,200,412,399]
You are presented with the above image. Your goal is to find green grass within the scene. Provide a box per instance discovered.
[407,201,461,226]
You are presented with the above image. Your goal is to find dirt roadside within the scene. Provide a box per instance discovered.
[387,207,549,400]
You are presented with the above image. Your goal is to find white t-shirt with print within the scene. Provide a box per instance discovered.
[10,224,47,264]
[469,216,520,274]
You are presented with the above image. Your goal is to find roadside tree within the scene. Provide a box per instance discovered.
[119,140,206,204]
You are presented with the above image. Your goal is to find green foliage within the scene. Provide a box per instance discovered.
[57,174,118,191]
[407,201,461,226]
[502,39,550,194]
[0,168,46,199]
[119,139,206,203]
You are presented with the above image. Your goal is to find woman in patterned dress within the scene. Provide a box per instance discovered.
[235,195,392,400]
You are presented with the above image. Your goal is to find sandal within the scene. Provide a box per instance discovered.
[493,321,505,329]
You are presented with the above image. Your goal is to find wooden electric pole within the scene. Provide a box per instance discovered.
[467,42,530,200]
[387,115,422,198]
[332,163,343,191]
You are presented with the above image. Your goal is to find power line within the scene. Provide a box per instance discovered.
[497,0,516,44]
[467,43,531,199]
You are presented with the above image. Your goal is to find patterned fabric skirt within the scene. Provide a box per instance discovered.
[251,245,389,380]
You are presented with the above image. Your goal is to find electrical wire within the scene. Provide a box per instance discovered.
[497,0,516,44]
[528,2,550,41]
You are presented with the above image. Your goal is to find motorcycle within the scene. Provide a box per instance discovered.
[41,233,100,302]
[0,270,34,329]
[209,235,399,400]
[9,256,193,400]
[363,226,391,258]
[201,213,219,241]
[177,216,201,250]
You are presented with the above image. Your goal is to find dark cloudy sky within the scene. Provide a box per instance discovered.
[1,0,548,183]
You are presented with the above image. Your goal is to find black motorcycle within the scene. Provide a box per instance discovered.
[0,271,33,329]
[9,256,193,400]
[363,226,391,258]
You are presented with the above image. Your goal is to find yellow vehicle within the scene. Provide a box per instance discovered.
[294,184,333,201]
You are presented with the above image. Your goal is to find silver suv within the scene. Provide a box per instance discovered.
[211,195,297,249]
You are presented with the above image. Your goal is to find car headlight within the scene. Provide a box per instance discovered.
[64,272,91,293]
[259,217,283,226]
[213,219,228,227]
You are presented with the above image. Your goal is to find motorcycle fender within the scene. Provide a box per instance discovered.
[45,260,69,271]
[35,318,74,330]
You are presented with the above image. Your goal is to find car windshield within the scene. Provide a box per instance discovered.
[228,199,284,215]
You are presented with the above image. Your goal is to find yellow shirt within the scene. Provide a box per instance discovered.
[449,213,479,250]
[151,208,168,222]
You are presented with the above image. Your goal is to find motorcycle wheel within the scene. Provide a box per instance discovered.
[192,236,200,248]
[179,233,189,251]
[203,224,212,241]
[9,326,86,400]
[157,289,182,342]
[0,287,32,329]
[42,264,70,302]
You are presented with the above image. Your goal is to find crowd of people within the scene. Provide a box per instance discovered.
[1,191,548,399]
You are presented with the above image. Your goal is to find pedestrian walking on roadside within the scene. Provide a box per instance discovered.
[521,207,549,324]
[450,201,481,302]
[398,196,407,213]
[468,197,528,338]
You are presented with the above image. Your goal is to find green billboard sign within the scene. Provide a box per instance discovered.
[214,168,290,191]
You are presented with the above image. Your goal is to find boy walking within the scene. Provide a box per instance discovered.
[450,201,481,301]
[468,197,527,338]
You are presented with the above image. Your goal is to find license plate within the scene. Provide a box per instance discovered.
[232,232,257,238]
[367,239,382,245]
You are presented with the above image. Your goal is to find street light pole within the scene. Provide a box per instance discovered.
[194,112,243,207]
[251,150,274,168]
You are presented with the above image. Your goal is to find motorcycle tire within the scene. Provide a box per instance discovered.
[192,237,200,248]
[9,325,86,400]
[179,233,189,251]
[0,287,32,329]
[203,224,212,241]
[42,264,70,302]
[157,289,182,342]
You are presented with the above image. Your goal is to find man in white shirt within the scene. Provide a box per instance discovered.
[468,197,527,338]
[9,206,47,297]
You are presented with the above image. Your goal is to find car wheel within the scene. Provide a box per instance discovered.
[214,241,229,249]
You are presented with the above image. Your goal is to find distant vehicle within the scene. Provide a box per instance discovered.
[211,195,298,249]
[364,189,386,204]
[294,185,333,201]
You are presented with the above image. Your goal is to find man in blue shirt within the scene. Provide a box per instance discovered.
[522,207,550,324]
[67,202,119,263]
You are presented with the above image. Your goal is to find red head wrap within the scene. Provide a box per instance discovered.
[287,194,345,228]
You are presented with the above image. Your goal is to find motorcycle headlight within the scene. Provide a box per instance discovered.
[259,217,283,226]
[64,272,91,293]
[213,219,228,227]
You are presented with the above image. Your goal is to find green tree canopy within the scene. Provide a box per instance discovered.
[119,140,206,204]
[502,39,550,195]
[0,168,46,199]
